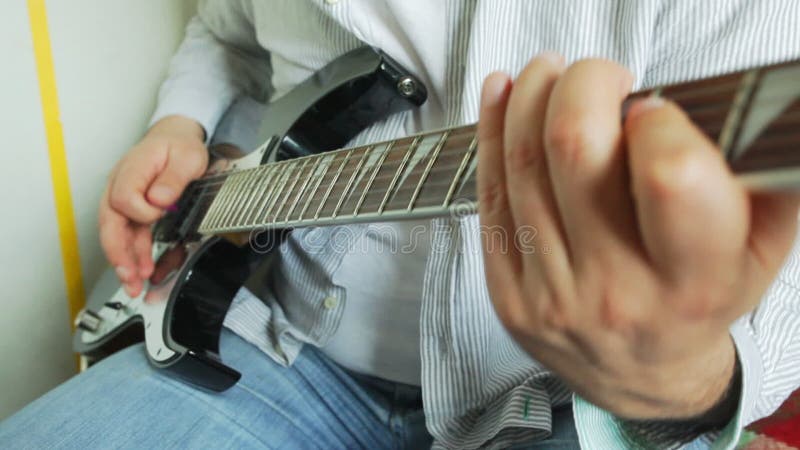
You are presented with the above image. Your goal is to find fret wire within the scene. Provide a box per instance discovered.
[333,146,373,218]
[195,132,482,209]
[195,140,476,210]
[408,131,450,211]
[247,161,287,229]
[186,125,475,192]
[360,177,475,213]
[180,77,793,198]
[315,148,354,220]
[354,143,394,216]
[200,175,228,230]
[283,156,473,210]
[286,156,321,221]
[231,167,264,227]
[236,166,264,227]
[258,161,296,226]
[215,173,247,229]
[299,154,333,221]
[444,135,478,206]
[379,137,420,214]
[189,130,476,207]
[244,165,279,226]
[220,172,251,229]
[199,179,229,231]
[271,159,308,224]
[206,176,234,229]
[720,69,761,158]
[184,61,800,203]
[190,61,800,233]
[193,85,799,219]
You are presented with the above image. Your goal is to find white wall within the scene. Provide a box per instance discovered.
[0,0,197,421]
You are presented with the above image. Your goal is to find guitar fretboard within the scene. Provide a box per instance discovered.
[189,58,799,236]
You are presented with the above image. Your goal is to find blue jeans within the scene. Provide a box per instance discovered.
[0,330,579,449]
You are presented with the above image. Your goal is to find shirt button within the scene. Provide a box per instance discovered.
[323,296,339,309]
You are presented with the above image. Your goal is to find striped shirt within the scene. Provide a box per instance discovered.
[150,1,800,448]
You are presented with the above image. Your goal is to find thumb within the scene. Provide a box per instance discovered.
[147,143,208,208]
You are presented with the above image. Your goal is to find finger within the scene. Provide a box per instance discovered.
[98,188,138,285]
[626,97,749,282]
[132,225,154,279]
[109,158,166,224]
[147,144,207,208]
[478,71,519,295]
[502,53,572,282]
[543,59,637,262]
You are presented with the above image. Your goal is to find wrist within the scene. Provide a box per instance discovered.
[605,334,736,420]
[620,351,741,446]
[665,334,737,419]
[148,115,206,143]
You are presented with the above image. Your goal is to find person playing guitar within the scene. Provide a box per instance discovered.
[2,1,800,449]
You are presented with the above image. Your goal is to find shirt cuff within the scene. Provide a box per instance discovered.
[573,324,762,449]
[148,84,236,145]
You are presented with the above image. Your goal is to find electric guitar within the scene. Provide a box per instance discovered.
[73,46,800,392]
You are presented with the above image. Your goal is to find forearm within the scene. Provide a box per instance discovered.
[151,0,270,141]
[148,115,205,142]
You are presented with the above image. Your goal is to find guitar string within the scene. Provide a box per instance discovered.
[183,86,798,198]
[194,137,800,233]
[181,73,760,192]
[179,87,763,199]
[167,64,800,235]
[183,91,798,206]
[185,59,797,194]
[190,134,473,202]
[175,88,800,232]
[182,95,800,233]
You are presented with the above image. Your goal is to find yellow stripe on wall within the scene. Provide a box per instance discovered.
[27,0,86,331]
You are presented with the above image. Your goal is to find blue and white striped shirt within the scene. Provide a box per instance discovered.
[151,1,800,448]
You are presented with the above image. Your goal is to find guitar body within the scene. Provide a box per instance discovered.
[73,47,427,392]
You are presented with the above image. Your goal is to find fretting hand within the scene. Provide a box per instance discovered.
[476,53,800,419]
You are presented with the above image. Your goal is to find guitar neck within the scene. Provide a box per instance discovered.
[190,58,799,236]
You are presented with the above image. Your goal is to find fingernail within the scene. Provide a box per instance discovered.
[482,72,510,107]
[627,96,666,120]
[149,185,174,203]
[123,283,137,297]
[115,266,131,281]
[538,51,565,67]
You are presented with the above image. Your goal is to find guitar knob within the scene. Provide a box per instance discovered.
[75,310,102,333]
[104,301,125,311]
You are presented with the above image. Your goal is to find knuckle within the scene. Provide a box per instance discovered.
[598,286,635,332]
[641,149,705,200]
[504,141,545,171]
[538,293,574,332]
[109,189,136,214]
[478,179,507,212]
[545,114,593,169]
[496,300,533,336]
